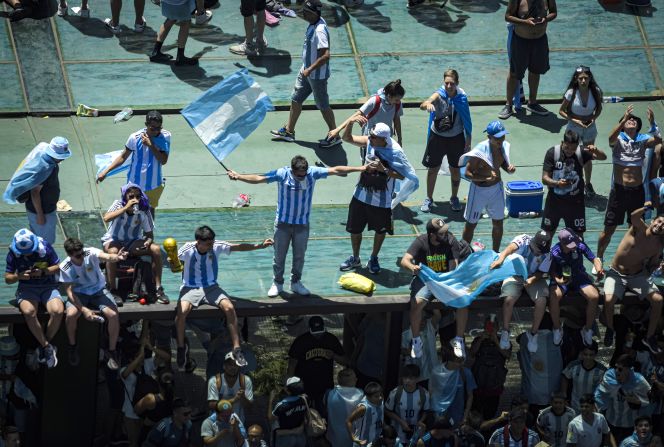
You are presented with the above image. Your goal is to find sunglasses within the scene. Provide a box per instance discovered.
[71,252,84,259]
[575,66,591,74]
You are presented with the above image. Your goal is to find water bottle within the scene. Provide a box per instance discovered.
[132,204,139,214]
[518,211,540,218]
[231,193,250,208]
[603,96,624,103]
[91,315,105,323]
[113,107,133,124]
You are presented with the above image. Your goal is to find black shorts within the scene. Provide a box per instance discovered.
[346,197,393,235]
[541,192,586,234]
[509,32,550,79]
[604,183,645,227]
[422,131,466,168]
[240,0,266,16]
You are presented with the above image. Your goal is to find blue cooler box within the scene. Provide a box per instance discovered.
[505,181,544,217]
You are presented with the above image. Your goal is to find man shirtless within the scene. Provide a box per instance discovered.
[499,0,558,120]
[461,121,516,252]
[596,105,662,263]
[602,203,664,354]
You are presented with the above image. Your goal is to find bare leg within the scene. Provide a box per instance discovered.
[450,168,461,198]
[410,298,428,339]
[603,293,616,330]
[105,244,120,290]
[219,300,241,349]
[581,286,599,330]
[371,232,386,258]
[596,226,616,260]
[243,14,254,42]
[65,305,80,345]
[45,299,65,341]
[20,301,47,347]
[491,219,504,252]
[426,166,439,200]
[502,295,518,331]
[320,108,337,132]
[286,101,303,133]
[647,292,663,338]
[133,0,144,24]
[505,72,519,107]
[110,0,121,25]
[175,300,192,347]
[351,233,362,258]
[149,244,163,289]
[255,10,265,43]
[462,221,477,244]
[527,72,541,104]
[176,21,191,49]
[103,307,120,351]
[549,286,564,329]
[531,296,546,333]
[584,161,593,186]
[455,307,468,337]
[156,19,176,42]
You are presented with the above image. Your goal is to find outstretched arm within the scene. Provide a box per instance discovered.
[227,170,268,184]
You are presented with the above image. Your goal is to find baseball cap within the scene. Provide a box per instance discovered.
[44,136,72,160]
[309,316,325,334]
[224,351,236,362]
[426,218,449,235]
[286,376,302,386]
[529,230,551,253]
[558,228,579,249]
[484,120,509,138]
[303,0,322,14]
[369,122,391,140]
[11,229,39,256]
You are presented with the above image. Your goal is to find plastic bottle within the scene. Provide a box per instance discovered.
[518,211,540,218]
[603,96,624,103]
[231,193,250,208]
[132,204,139,214]
[76,103,99,117]
[113,107,133,124]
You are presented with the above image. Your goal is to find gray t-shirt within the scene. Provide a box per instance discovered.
[430,95,464,138]
[359,92,403,136]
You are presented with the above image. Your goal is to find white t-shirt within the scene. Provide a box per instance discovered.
[206,373,254,422]
[566,413,609,447]
[564,89,597,117]
[120,358,156,420]
[59,247,106,295]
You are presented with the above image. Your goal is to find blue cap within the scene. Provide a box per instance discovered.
[44,137,71,160]
[484,120,509,138]
[11,228,39,256]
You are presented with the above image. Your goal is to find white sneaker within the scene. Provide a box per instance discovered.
[526,331,538,353]
[291,281,310,296]
[194,9,212,25]
[450,336,466,359]
[553,328,563,346]
[103,17,121,34]
[411,336,424,359]
[499,330,510,350]
[57,3,68,16]
[420,197,434,213]
[267,282,283,298]
[592,258,602,275]
[582,328,594,346]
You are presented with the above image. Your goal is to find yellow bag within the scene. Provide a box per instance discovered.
[338,272,376,295]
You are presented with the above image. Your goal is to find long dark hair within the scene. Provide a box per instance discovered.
[564,65,602,111]
[383,79,405,97]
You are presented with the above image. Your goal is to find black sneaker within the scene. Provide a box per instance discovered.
[155,287,170,305]
[585,182,596,198]
[175,55,198,66]
[603,328,614,347]
[176,345,188,372]
[526,103,550,116]
[643,335,662,354]
[149,51,172,63]
[68,344,80,367]
[318,135,342,148]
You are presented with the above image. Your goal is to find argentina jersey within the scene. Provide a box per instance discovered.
[267,167,328,225]
[353,144,395,209]
[562,360,607,410]
[302,18,330,80]
[101,200,154,244]
[178,241,231,288]
[353,398,383,446]
[537,406,577,447]
[59,247,106,295]
[125,129,171,192]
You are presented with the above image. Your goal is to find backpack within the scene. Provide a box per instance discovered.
[129,260,156,302]
[391,385,427,419]
[470,340,508,391]
[553,144,584,168]
[365,95,401,122]
[131,370,160,407]
[215,372,246,397]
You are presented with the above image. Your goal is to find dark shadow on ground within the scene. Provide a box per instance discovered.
[449,0,507,13]
[233,49,293,78]
[597,0,656,17]
[407,2,470,33]
[116,26,159,55]
[62,16,114,38]
[170,51,224,90]
[393,204,425,226]
[512,110,567,134]
[355,266,412,288]
[345,1,391,33]
[188,24,243,46]
[425,201,465,222]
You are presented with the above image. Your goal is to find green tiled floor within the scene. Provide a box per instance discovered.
[1,0,663,112]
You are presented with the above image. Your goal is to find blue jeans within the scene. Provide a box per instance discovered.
[273,222,309,285]
[27,211,57,245]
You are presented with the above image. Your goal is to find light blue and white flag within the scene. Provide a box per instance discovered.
[94,150,131,177]
[181,69,274,162]
[418,250,527,308]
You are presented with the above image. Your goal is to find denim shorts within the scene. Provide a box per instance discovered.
[16,284,64,306]
[65,288,117,311]
[291,70,330,109]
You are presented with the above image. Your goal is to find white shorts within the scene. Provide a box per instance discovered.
[464,181,505,224]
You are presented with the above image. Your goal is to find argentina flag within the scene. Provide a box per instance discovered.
[181,69,274,162]
[418,250,527,308]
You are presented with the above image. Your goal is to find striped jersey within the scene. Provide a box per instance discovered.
[488,426,540,447]
[178,241,231,288]
[302,18,330,80]
[264,166,328,225]
[594,370,651,428]
[510,234,552,276]
[59,247,106,295]
[353,142,398,208]
[536,406,577,447]
[352,398,384,446]
[101,200,154,243]
[385,385,431,442]
[125,129,171,192]
[562,360,608,411]
[566,413,609,447]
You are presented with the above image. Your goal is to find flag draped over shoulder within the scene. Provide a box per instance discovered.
[181,69,274,162]
[375,139,419,209]
[418,250,527,308]
[3,143,56,205]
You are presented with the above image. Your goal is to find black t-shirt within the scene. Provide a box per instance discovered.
[542,146,592,197]
[273,395,307,429]
[25,164,60,214]
[288,332,344,396]
[406,233,469,273]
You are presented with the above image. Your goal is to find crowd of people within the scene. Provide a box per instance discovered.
[2,0,664,446]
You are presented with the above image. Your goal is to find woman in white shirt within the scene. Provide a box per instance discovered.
[559,66,603,198]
